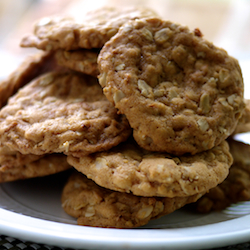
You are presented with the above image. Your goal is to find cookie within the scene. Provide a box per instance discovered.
[61,171,204,228]
[98,18,245,155]
[0,51,57,109]
[0,71,131,156]
[67,139,232,198]
[0,146,71,182]
[55,49,99,76]
[20,7,158,51]
[233,99,250,135]
[193,139,250,213]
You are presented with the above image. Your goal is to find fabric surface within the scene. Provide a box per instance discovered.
[0,235,72,250]
[0,235,250,250]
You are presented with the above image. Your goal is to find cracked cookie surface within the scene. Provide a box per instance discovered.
[0,71,131,156]
[20,7,158,51]
[61,171,204,228]
[67,139,232,198]
[98,18,245,155]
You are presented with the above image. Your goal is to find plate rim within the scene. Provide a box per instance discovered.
[1,207,250,250]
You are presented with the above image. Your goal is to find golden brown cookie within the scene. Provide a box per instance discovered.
[193,139,250,213]
[61,171,204,228]
[55,49,99,76]
[67,139,232,198]
[20,7,158,51]
[0,145,71,182]
[0,51,57,109]
[0,71,131,157]
[98,18,245,155]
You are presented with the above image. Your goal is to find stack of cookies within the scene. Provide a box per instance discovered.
[0,6,248,228]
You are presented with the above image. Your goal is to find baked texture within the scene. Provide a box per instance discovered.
[0,146,71,182]
[233,99,250,135]
[98,18,245,155]
[20,7,158,50]
[0,71,131,156]
[67,139,232,198]
[0,145,41,169]
[61,171,204,228]
[193,139,250,212]
[0,51,57,109]
[55,49,99,76]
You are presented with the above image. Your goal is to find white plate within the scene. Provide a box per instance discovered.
[1,171,250,250]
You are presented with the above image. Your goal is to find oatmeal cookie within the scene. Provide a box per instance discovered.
[67,139,232,198]
[61,171,204,228]
[98,18,245,155]
[20,7,158,51]
[193,139,250,213]
[55,49,99,76]
[0,51,58,109]
[233,99,250,135]
[0,71,131,156]
[0,147,71,182]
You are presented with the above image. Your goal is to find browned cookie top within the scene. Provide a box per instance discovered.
[0,72,131,156]
[20,7,158,51]
[67,139,232,198]
[61,171,204,228]
[98,18,245,155]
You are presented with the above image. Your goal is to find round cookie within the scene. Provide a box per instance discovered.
[98,18,245,155]
[55,49,99,76]
[67,139,232,198]
[20,7,158,51]
[0,72,131,157]
[0,146,71,183]
[61,171,204,228]
[193,139,250,213]
[0,51,58,109]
